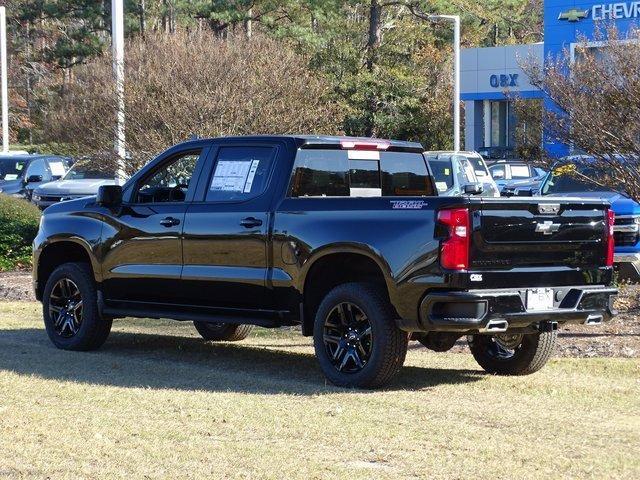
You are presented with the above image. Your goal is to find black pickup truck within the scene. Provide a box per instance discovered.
[33,135,618,388]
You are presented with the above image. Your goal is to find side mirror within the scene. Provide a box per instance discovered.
[27,174,43,183]
[463,183,484,195]
[96,185,123,207]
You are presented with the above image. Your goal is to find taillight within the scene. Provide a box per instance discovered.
[438,208,470,270]
[606,209,615,267]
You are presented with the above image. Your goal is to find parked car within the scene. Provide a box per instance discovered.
[487,160,547,195]
[33,135,617,388]
[425,151,500,197]
[31,161,122,210]
[0,153,72,199]
[540,159,640,282]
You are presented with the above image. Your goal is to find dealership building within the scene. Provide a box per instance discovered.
[461,0,640,157]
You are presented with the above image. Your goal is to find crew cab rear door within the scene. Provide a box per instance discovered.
[180,140,284,312]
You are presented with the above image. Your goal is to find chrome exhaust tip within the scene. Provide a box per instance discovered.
[584,314,603,326]
[479,319,509,333]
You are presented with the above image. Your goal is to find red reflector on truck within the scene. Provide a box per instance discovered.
[606,209,615,267]
[339,139,390,151]
[438,208,470,270]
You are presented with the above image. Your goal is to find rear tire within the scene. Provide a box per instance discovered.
[313,283,408,389]
[469,331,557,375]
[193,321,253,342]
[42,262,112,351]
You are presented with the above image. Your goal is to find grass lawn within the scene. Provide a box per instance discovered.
[1,301,639,479]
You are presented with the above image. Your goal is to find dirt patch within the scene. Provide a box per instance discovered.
[2,270,639,358]
[0,271,34,302]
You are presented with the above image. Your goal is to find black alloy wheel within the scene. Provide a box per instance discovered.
[48,277,84,338]
[469,330,557,375]
[322,302,373,374]
[42,262,112,351]
[313,283,408,388]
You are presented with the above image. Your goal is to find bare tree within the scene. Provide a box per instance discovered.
[522,25,640,201]
[38,32,341,174]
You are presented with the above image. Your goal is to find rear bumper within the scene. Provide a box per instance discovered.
[614,252,640,282]
[417,286,618,333]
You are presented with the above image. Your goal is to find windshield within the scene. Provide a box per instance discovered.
[64,163,115,181]
[542,166,612,195]
[0,157,28,181]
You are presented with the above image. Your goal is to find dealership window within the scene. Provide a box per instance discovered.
[484,100,516,148]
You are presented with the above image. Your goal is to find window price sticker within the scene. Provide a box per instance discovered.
[210,159,260,193]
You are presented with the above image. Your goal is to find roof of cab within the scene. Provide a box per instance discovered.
[172,135,424,153]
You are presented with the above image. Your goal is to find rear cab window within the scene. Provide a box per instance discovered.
[288,149,434,197]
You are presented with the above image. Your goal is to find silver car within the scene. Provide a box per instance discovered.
[425,151,500,197]
[32,163,124,210]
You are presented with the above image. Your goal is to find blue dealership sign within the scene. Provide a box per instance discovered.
[489,74,519,88]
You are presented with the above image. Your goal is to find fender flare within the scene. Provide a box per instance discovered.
[298,242,397,299]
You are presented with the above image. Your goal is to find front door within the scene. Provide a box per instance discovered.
[101,148,206,306]
[181,144,278,311]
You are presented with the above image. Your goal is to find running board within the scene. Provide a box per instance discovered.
[101,306,293,328]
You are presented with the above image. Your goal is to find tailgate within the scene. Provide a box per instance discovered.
[470,198,609,269]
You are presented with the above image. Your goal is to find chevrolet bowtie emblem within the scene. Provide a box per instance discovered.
[558,8,589,22]
[535,221,561,235]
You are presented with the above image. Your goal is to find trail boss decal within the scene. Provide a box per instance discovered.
[390,200,428,209]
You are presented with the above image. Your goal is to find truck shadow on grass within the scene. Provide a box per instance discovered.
[0,328,483,394]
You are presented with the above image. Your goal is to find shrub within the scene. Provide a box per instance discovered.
[0,194,41,271]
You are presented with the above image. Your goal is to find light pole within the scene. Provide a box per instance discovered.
[111,0,126,178]
[0,4,9,153]
[426,14,461,152]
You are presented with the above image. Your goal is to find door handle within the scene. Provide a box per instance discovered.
[160,217,180,227]
[240,217,263,228]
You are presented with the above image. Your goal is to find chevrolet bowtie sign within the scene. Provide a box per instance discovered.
[559,2,640,22]
[558,8,588,22]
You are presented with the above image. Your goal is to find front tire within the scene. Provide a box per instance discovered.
[313,283,408,389]
[42,262,112,351]
[468,331,557,375]
[193,321,253,342]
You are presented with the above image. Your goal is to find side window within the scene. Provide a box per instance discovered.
[206,146,275,202]
[381,153,433,196]
[47,158,68,179]
[289,150,349,197]
[26,159,51,182]
[426,157,454,193]
[510,165,531,179]
[136,150,201,203]
[489,164,506,180]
